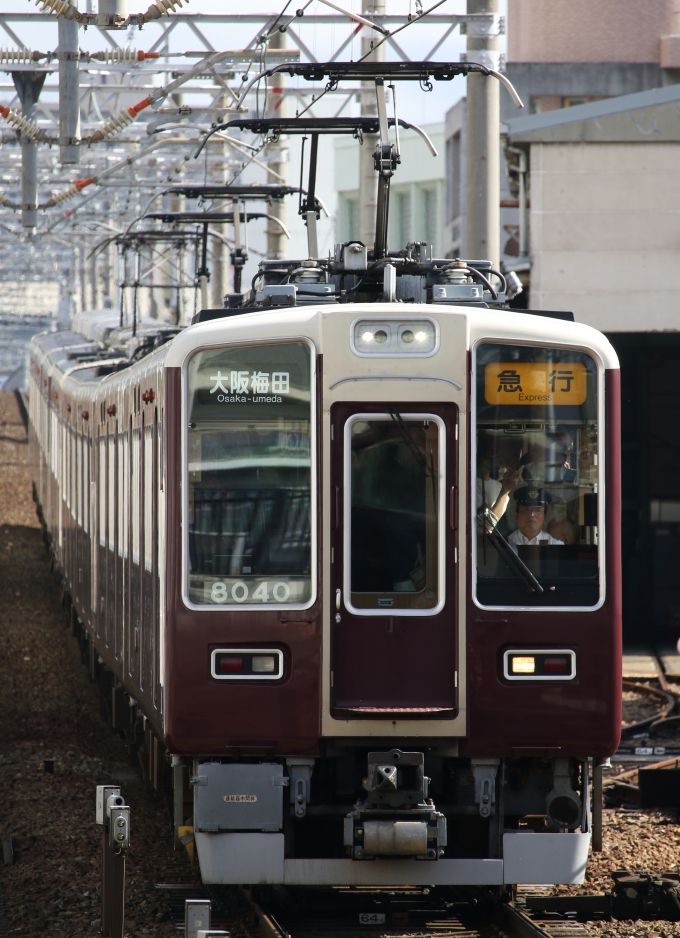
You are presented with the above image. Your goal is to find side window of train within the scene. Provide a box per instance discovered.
[474,342,601,609]
[185,341,314,609]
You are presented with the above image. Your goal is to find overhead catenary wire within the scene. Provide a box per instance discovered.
[0,0,477,278]
[39,134,203,209]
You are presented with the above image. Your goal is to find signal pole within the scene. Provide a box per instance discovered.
[465,0,500,267]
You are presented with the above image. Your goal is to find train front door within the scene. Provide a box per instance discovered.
[330,402,458,718]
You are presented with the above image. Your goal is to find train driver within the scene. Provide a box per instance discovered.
[508,488,563,550]
[476,455,522,526]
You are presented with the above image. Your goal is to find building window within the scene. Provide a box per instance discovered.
[389,189,412,250]
[340,195,359,242]
[422,187,438,256]
[446,131,461,223]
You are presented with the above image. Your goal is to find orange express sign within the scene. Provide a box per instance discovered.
[484,362,587,406]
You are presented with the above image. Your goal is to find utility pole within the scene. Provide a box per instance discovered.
[211,94,229,306]
[465,0,500,267]
[12,72,46,232]
[266,28,287,260]
[58,0,80,165]
[358,0,385,251]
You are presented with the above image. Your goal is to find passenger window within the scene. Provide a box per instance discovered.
[347,414,443,614]
[186,342,313,607]
[475,342,600,608]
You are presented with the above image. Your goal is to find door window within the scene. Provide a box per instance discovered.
[345,413,444,615]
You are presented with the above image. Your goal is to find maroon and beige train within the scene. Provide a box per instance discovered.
[29,302,621,888]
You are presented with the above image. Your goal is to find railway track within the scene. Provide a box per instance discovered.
[619,650,680,753]
[157,884,592,938]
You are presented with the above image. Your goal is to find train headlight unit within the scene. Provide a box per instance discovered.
[352,320,437,356]
[211,648,284,680]
[400,329,430,344]
[504,649,576,681]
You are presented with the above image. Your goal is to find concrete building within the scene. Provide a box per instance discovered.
[504,84,680,330]
[335,123,445,256]
[445,0,680,272]
[504,0,680,119]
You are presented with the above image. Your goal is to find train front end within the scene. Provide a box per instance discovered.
[162,300,620,889]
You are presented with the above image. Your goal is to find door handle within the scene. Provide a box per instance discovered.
[335,589,341,611]
[450,486,458,530]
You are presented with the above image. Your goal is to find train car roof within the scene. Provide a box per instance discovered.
[30,303,619,401]
[164,303,620,372]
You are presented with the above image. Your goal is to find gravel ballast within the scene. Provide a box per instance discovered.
[0,391,196,937]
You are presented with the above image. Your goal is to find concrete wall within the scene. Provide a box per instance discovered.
[529,141,680,331]
[501,63,664,122]
[508,0,680,64]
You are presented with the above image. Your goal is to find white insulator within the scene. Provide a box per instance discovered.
[2,107,44,142]
[47,184,79,207]
[90,107,134,142]
[146,0,188,19]
[104,47,136,65]
[33,0,77,18]
[40,0,79,19]
[0,48,33,65]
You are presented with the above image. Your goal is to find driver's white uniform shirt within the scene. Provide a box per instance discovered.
[508,529,563,553]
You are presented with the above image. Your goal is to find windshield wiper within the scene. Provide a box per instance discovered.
[480,511,544,594]
[389,409,437,508]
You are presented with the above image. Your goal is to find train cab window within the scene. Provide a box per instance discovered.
[345,413,444,615]
[475,343,601,608]
[185,341,313,608]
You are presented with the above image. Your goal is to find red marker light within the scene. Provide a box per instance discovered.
[218,655,243,674]
[543,656,569,674]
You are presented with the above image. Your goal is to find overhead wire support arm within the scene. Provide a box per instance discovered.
[230,61,524,112]
[195,116,439,159]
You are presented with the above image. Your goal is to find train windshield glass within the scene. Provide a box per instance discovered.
[186,342,313,607]
[347,414,442,613]
[475,343,600,608]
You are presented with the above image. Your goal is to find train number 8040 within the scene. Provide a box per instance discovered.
[208,580,292,604]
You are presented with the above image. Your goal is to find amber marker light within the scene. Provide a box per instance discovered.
[504,649,576,681]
